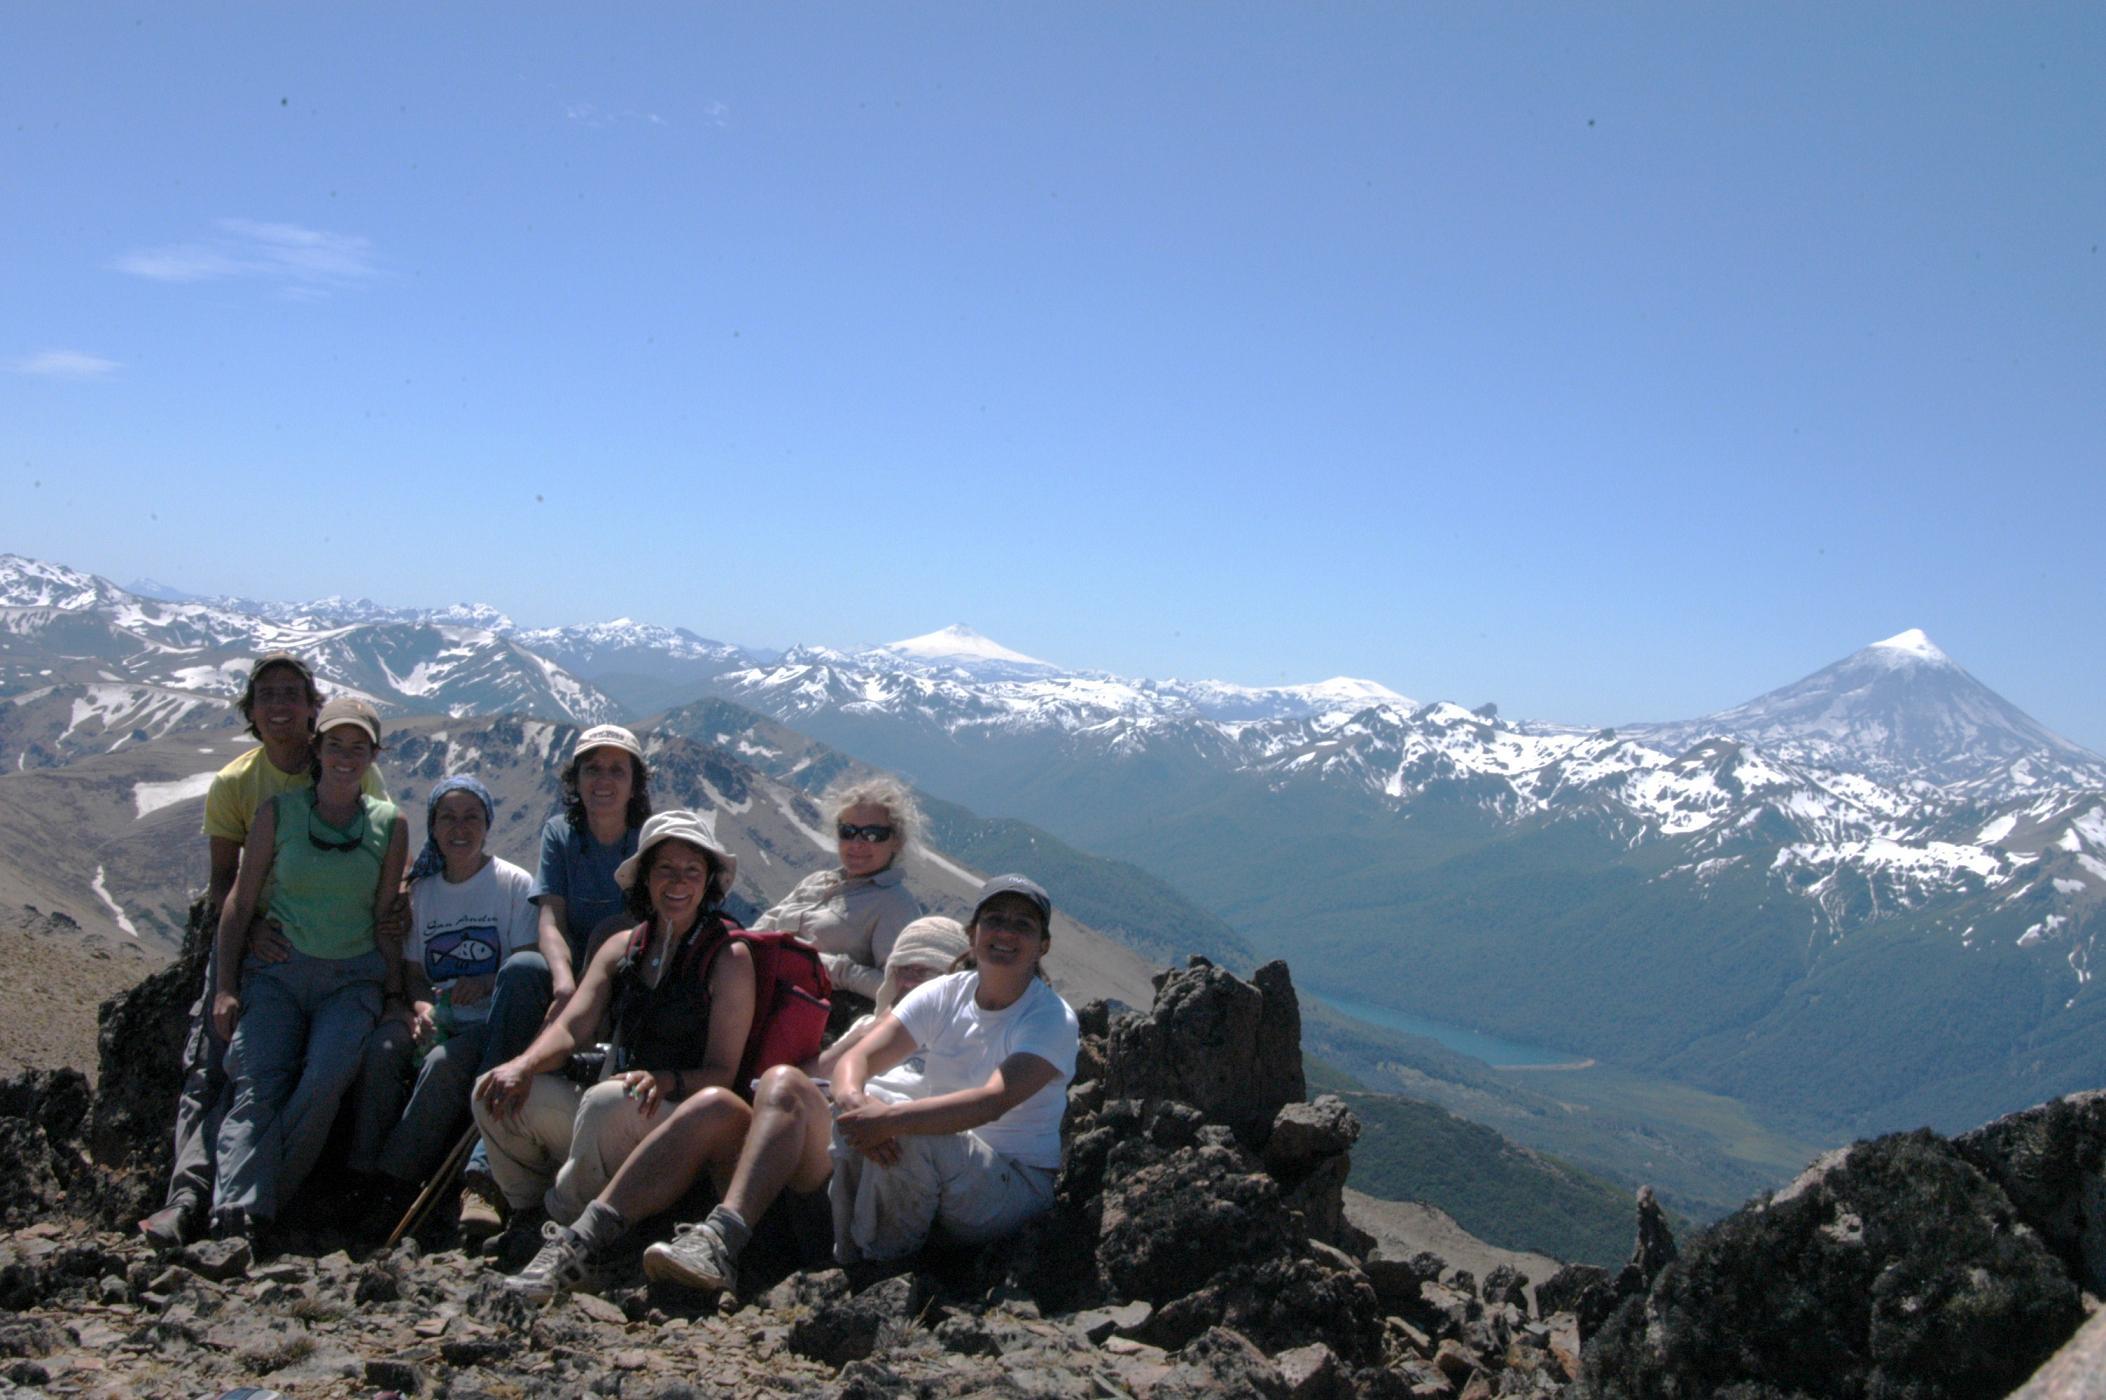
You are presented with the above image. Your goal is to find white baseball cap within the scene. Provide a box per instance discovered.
[572,723,644,763]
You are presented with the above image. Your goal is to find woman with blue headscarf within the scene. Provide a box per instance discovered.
[348,775,538,1196]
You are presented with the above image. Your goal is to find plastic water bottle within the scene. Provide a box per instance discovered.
[415,988,454,1066]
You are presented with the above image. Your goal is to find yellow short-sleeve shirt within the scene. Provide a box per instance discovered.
[201,746,389,844]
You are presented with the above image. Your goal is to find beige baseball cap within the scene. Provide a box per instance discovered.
[315,695,383,746]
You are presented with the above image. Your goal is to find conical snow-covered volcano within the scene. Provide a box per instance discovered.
[1635,629,2106,792]
[875,624,1057,678]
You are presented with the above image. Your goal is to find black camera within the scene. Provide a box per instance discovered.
[563,1042,618,1085]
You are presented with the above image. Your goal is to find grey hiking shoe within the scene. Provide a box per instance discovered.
[503,1221,600,1303]
[642,1220,737,1295]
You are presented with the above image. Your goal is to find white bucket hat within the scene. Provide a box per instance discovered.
[614,808,737,900]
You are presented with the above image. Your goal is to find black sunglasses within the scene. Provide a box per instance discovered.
[308,805,369,853]
[837,822,896,844]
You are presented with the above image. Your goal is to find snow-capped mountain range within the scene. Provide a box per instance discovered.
[713,624,2106,947]
[4,555,620,733]
[673,606,2106,1134]
[10,549,2105,1128]
[710,627,1415,744]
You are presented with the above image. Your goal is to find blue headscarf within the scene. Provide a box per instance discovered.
[408,775,498,882]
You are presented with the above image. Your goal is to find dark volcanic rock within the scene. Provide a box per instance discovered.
[1263,1096,1361,1176]
[87,898,210,1224]
[178,1237,250,1283]
[1535,1262,1616,1339]
[1580,1130,2083,1399]
[1146,1254,1382,1364]
[364,1356,427,1393]
[1478,1263,1528,1311]
[1097,1138,1295,1304]
[0,1068,89,1142]
[1266,1096,1365,1249]
[1953,1087,2106,1293]
[59,920,2093,1396]
[0,1319,60,1359]
[1014,961,1383,1368]
[1362,1245,1445,1315]
[1164,1326,1290,1398]
[0,1120,69,1227]
[1611,1184,1676,1299]
[786,1272,930,1367]
[0,1069,92,1226]
[1102,956,1306,1150]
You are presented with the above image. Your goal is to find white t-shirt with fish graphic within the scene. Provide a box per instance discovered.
[404,856,539,1026]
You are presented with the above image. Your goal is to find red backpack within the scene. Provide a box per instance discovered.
[697,928,834,1092]
[614,919,834,1094]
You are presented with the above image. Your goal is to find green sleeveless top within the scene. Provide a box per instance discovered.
[267,789,397,961]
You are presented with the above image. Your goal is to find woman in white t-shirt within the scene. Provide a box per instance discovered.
[825,874,1078,1265]
[348,775,537,1194]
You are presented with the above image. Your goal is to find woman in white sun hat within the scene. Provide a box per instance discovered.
[473,809,753,1297]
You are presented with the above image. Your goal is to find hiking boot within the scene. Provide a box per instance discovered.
[490,1204,551,1270]
[502,1221,600,1303]
[642,1220,737,1295]
[138,1195,204,1250]
[209,1206,259,1248]
[457,1172,505,1244]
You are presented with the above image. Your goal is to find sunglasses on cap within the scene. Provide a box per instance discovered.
[308,805,369,853]
[837,822,896,844]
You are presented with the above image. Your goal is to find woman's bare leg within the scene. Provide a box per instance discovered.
[721,1066,835,1224]
[599,1088,752,1225]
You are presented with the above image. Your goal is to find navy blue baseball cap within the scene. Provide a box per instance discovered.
[970,874,1052,928]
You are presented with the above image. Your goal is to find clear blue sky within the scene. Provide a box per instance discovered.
[6,5,2102,747]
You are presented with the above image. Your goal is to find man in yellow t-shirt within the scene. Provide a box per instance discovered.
[140,652,389,1248]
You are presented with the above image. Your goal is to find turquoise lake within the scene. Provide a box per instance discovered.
[1310,990,1581,1068]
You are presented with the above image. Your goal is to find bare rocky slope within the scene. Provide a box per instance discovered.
[0,908,153,1089]
[1,916,2104,1397]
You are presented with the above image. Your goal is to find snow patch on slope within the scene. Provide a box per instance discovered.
[134,772,217,819]
[91,865,141,938]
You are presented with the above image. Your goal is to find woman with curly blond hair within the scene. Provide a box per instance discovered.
[758,776,923,1001]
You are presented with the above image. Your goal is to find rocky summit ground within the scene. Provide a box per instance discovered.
[2,913,2104,1397]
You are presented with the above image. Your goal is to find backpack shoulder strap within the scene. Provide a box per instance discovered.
[612,920,652,978]
[682,915,737,987]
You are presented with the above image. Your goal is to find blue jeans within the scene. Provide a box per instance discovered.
[163,945,231,1212]
[350,1017,493,1183]
[460,952,553,1180]
[213,946,385,1220]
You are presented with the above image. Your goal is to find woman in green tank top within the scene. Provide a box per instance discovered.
[207,696,410,1242]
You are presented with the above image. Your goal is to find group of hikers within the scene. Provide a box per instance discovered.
[136,651,1080,1303]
